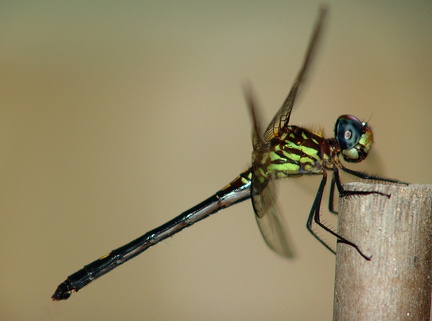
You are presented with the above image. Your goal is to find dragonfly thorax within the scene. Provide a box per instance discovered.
[253,126,332,181]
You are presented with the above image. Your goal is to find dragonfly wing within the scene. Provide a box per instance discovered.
[263,7,327,141]
[246,82,294,258]
[244,84,267,151]
[251,177,294,258]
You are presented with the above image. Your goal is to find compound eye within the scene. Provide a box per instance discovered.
[335,115,363,150]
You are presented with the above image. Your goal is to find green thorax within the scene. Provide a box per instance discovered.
[254,125,335,181]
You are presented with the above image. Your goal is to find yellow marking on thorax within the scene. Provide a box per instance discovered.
[267,162,301,174]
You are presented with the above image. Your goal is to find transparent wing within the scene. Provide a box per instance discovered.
[263,7,327,141]
[245,87,293,258]
[251,177,294,257]
[244,8,327,257]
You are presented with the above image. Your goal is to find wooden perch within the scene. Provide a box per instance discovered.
[333,183,432,321]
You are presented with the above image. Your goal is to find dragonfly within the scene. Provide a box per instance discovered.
[52,8,405,301]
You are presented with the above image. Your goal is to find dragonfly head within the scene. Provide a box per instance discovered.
[335,115,373,163]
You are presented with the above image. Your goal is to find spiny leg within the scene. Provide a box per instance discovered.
[328,176,338,214]
[307,171,371,260]
[329,166,407,215]
[327,170,380,215]
[340,165,408,185]
[333,167,391,199]
[328,166,393,215]
[307,171,335,254]
[328,168,389,215]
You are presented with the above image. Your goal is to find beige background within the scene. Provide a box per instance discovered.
[1,1,431,320]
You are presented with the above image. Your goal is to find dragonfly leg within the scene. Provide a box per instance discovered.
[327,165,393,216]
[333,167,391,199]
[340,165,408,185]
[328,176,338,214]
[307,171,371,260]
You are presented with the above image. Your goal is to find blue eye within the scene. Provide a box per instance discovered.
[335,115,363,150]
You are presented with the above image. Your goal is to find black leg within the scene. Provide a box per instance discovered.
[340,165,408,185]
[328,166,392,215]
[333,167,390,199]
[307,171,371,260]
[328,176,338,214]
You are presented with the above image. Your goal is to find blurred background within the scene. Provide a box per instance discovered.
[1,1,431,320]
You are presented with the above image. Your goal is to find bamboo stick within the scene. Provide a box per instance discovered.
[333,183,432,321]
